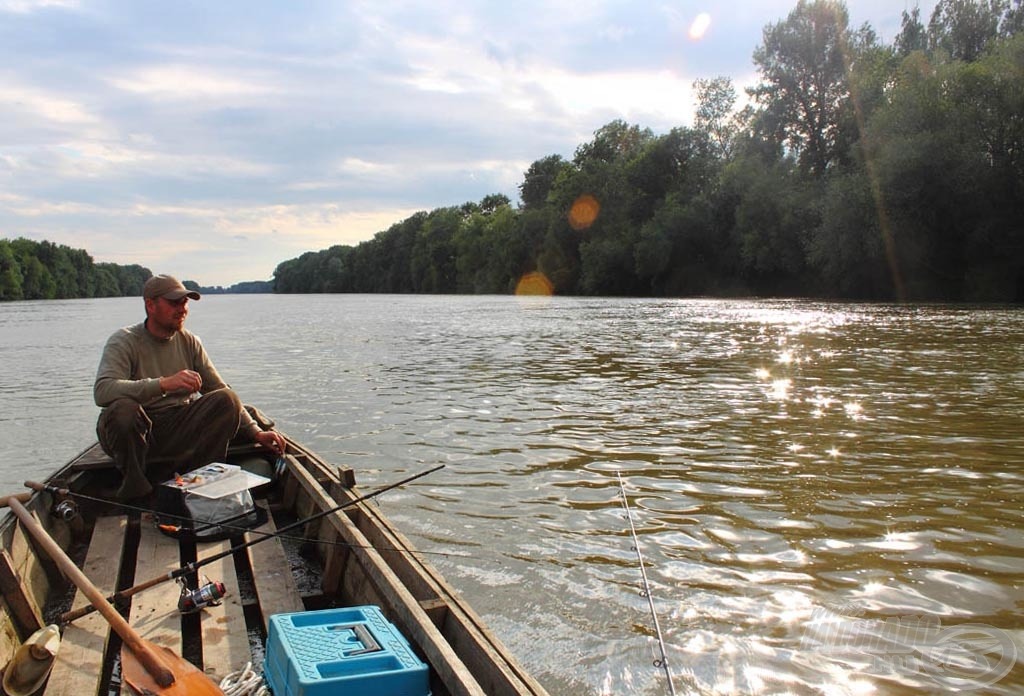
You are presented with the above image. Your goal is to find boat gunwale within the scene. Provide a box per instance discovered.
[0,434,550,696]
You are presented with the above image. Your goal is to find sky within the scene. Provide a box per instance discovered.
[1,0,937,287]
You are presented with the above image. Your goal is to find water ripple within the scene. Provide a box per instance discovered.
[2,296,1022,695]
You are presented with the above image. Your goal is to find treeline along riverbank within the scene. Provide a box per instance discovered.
[4,1,1023,304]
[273,1,1024,303]
[0,238,269,301]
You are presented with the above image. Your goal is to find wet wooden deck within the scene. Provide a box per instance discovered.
[42,506,304,695]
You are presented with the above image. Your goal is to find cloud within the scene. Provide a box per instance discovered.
[0,1,940,285]
[106,64,272,100]
[0,0,77,12]
[0,81,98,125]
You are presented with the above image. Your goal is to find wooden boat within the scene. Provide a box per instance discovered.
[0,427,549,696]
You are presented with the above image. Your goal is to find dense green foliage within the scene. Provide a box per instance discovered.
[0,238,152,301]
[275,0,1024,301]
[5,1,1021,303]
[198,280,274,294]
[0,237,265,300]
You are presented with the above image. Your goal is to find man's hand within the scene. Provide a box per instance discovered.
[253,429,287,455]
[159,370,203,394]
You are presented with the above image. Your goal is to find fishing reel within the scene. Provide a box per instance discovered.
[177,576,227,614]
[51,499,79,522]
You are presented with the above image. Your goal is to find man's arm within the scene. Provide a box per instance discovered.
[94,331,163,407]
[189,335,284,453]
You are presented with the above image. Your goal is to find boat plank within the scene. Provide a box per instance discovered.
[127,522,183,649]
[67,444,115,472]
[347,492,548,696]
[0,600,20,674]
[0,549,43,638]
[44,516,126,696]
[198,538,250,684]
[246,501,304,632]
[120,522,183,695]
[286,458,486,696]
[8,521,49,635]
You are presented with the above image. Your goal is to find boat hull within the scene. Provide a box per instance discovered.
[0,434,548,696]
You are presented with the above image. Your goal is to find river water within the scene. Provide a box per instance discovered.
[1,295,1022,694]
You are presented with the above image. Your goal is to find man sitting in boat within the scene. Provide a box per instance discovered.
[93,274,286,501]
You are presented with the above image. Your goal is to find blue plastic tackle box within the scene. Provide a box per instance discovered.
[264,606,430,696]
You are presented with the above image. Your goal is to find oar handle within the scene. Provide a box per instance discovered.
[0,492,32,509]
[7,499,176,688]
[61,571,174,624]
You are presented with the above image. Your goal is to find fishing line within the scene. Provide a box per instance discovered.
[29,465,447,624]
[617,472,677,696]
[30,484,462,560]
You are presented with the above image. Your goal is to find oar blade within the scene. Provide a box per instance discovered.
[122,641,225,696]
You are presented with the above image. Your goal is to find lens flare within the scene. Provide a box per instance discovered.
[568,194,600,231]
[515,271,554,296]
[689,12,712,41]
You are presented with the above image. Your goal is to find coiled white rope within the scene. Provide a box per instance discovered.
[219,661,270,696]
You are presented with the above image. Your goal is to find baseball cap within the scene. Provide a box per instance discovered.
[143,274,201,301]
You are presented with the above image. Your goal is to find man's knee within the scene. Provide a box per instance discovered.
[203,387,243,413]
[193,388,244,435]
[98,398,148,437]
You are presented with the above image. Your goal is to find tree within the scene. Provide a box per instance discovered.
[1005,0,1024,35]
[750,0,858,176]
[573,120,654,167]
[809,170,894,298]
[0,241,24,301]
[928,0,1005,62]
[896,7,928,56]
[694,77,739,160]
[410,208,461,293]
[518,155,570,210]
[480,194,511,214]
[721,153,817,294]
[634,193,724,295]
[626,128,710,224]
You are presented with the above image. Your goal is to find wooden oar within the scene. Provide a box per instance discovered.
[0,492,32,508]
[6,498,224,695]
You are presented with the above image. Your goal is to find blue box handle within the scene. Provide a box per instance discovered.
[329,623,382,656]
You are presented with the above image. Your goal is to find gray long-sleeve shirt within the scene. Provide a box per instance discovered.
[94,321,257,431]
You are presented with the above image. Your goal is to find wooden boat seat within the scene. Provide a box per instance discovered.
[42,505,305,695]
[69,405,279,474]
[4,432,549,696]
[66,445,182,474]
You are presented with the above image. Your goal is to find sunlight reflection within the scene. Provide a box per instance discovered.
[819,666,878,696]
[868,529,921,551]
[756,368,771,380]
[844,402,863,419]
[770,378,791,400]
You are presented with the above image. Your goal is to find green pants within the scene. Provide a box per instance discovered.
[96,388,244,500]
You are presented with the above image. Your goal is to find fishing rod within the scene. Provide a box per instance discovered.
[26,464,444,625]
[31,476,457,560]
[617,472,677,696]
